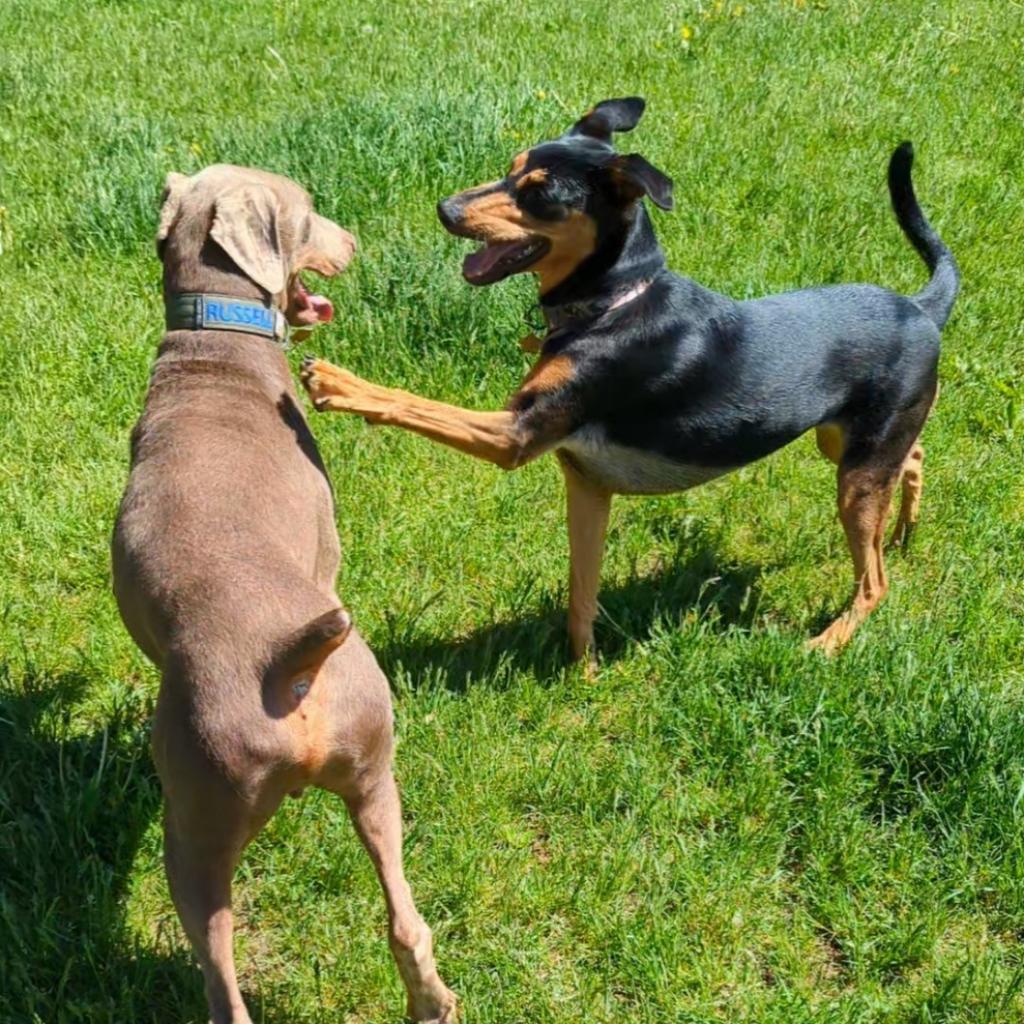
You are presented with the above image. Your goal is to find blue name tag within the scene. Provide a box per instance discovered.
[203,299,274,333]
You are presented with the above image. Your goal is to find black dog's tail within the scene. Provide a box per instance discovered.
[888,142,959,329]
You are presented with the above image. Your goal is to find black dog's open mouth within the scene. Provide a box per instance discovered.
[462,237,550,286]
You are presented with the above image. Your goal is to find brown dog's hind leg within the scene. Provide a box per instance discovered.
[888,442,924,549]
[163,796,271,1024]
[559,452,612,671]
[344,770,457,1023]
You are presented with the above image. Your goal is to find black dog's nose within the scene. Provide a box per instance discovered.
[436,196,463,230]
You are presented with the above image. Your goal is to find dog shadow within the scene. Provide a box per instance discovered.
[377,535,765,693]
[0,666,285,1024]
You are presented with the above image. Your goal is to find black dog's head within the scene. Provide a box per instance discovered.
[437,98,673,295]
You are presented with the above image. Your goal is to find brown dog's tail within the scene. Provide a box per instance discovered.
[269,606,352,684]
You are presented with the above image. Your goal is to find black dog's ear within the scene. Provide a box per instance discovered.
[567,97,646,143]
[607,153,674,211]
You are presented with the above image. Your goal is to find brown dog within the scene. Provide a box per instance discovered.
[112,165,455,1024]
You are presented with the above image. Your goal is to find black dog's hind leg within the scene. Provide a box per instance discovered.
[808,464,899,654]
[888,441,924,550]
[810,391,934,653]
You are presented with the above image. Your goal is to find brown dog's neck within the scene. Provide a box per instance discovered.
[162,232,275,307]
[154,330,296,409]
[161,236,290,357]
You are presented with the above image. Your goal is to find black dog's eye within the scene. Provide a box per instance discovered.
[518,187,568,221]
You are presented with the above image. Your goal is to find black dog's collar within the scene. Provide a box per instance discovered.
[165,293,289,345]
[540,279,652,333]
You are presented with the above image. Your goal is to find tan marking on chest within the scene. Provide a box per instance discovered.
[522,354,574,393]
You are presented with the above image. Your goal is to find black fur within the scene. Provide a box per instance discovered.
[439,99,958,493]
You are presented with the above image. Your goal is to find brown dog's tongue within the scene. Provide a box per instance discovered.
[308,294,333,322]
[294,292,334,326]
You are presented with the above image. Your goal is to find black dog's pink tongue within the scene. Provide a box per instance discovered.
[463,242,520,283]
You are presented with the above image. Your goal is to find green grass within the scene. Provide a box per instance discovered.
[2,0,1023,1020]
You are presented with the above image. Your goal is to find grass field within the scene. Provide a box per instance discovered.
[2,0,1024,1021]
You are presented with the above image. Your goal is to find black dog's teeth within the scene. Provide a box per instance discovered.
[499,242,540,267]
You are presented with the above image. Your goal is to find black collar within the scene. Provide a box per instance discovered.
[539,278,654,334]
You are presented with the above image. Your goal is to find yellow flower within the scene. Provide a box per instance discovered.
[535,89,547,100]
[732,3,744,15]
[680,24,694,40]
[949,64,960,75]
[189,141,203,158]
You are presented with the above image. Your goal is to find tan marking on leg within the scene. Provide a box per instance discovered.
[815,423,845,465]
[889,443,924,549]
[559,452,612,671]
[808,466,897,655]
[301,359,550,469]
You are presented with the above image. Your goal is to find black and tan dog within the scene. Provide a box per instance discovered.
[302,98,958,664]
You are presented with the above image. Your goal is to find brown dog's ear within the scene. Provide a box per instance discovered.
[607,153,674,211]
[156,171,191,258]
[209,183,286,296]
[567,97,646,143]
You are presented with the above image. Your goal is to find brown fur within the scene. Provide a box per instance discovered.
[808,465,898,654]
[532,210,597,292]
[509,150,529,175]
[522,353,575,393]
[558,451,612,670]
[458,187,598,293]
[112,165,455,1024]
[303,360,533,469]
[516,168,549,189]
[815,423,845,465]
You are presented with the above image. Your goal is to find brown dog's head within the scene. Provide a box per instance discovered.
[436,98,672,295]
[156,165,356,327]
